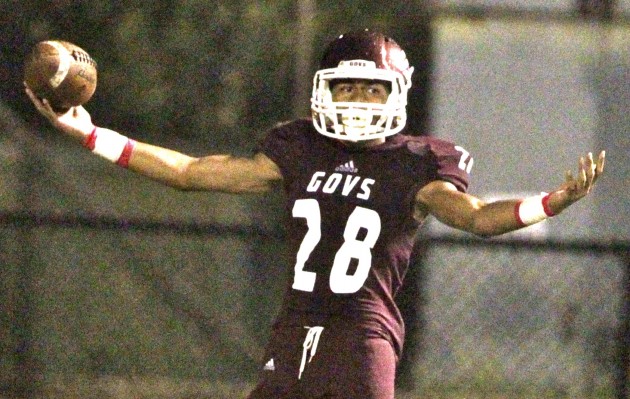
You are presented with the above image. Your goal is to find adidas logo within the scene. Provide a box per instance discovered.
[335,160,358,173]
[263,358,275,371]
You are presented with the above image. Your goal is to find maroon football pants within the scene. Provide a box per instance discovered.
[247,322,397,399]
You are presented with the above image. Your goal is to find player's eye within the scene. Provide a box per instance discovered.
[368,84,389,95]
[368,86,382,94]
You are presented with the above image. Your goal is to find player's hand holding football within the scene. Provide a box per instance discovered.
[547,151,605,214]
[24,82,95,142]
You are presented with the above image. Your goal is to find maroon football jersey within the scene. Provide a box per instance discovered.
[257,119,471,356]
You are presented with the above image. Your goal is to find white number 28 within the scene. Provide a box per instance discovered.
[291,199,381,294]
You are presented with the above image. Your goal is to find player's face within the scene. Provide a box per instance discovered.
[330,79,390,104]
[328,79,392,147]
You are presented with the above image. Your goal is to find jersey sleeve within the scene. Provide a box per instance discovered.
[429,139,471,193]
[256,120,307,183]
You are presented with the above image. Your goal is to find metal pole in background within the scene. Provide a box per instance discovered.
[392,4,434,391]
[292,0,316,119]
[576,0,630,399]
[616,251,630,399]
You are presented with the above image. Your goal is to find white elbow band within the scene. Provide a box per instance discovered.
[515,193,555,227]
[83,127,136,168]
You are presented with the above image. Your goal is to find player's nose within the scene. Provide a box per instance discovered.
[349,86,369,103]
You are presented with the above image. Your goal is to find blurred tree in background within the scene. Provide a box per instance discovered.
[4,1,300,151]
[2,1,431,150]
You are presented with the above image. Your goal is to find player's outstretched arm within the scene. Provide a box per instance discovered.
[415,151,606,237]
[25,84,282,194]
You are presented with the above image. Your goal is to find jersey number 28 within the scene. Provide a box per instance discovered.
[291,199,381,294]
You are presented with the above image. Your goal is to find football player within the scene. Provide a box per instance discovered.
[25,29,604,399]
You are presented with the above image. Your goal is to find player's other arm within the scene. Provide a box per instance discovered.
[129,144,281,193]
[25,84,282,194]
[415,151,605,237]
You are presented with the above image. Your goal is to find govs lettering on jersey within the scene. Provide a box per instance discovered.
[306,171,375,200]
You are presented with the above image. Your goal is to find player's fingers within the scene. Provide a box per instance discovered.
[586,152,594,167]
[596,150,606,176]
[40,98,57,116]
[578,156,588,188]
[23,83,41,105]
[26,91,49,115]
[23,81,59,117]
[587,150,605,188]
[584,152,596,186]
[23,81,33,94]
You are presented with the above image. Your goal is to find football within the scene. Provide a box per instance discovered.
[24,40,97,112]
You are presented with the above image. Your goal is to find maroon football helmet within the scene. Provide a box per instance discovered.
[311,30,414,141]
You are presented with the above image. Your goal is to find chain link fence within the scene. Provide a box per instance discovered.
[1,212,628,398]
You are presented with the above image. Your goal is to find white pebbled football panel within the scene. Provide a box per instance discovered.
[45,41,71,88]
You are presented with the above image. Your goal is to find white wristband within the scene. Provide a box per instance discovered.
[83,127,135,167]
[515,193,555,226]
